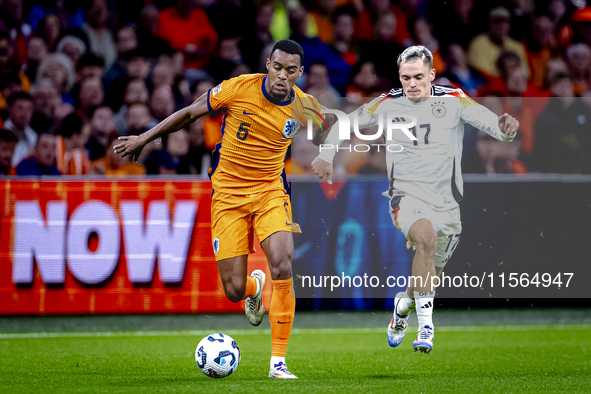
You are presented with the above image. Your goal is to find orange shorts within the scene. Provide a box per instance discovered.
[210,188,296,261]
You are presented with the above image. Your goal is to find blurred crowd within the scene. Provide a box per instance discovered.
[0,0,590,177]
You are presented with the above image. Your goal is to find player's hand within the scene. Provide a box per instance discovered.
[311,156,333,184]
[113,135,145,162]
[498,113,519,137]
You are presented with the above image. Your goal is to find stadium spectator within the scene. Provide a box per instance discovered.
[79,0,117,69]
[30,79,60,134]
[53,103,75,132]
[433,0,479,49]
[136,4,174,59]
[114,78,150,134]
[570,6,591,48]
[404,16,446,74]
[500,67,549,156]
[482,51,546,96]
[0,73,25,120]
[0,0,31,65]
[526,15,556,88]
[240,1,274,74]
[92,132,146,175]
[0,128,18,175]
[150,85,176,123]
[346,60,384,100]
[127,102,153,136]
[565,43,591,95]
[102,27,139,93]
[440,42,485,96]
[16,131,60,176]
[187,117,210,175]
[105,49,150,112]
[0,31,31,112]
[527,73,589,174]
[356,0,412,46]
[332,9,358,66]
[304,63,331,91]
[76,77,104,119]
[35,52,75,104]
[145,128,191,175]
[116,26,138,55]
[76,53,105,83]
[165,128,191,174]
[36,13,62,52]
[151,61,175,90]
[289,5,351,92]
[28,1,73,31]
[475,129,525,174]
[85,105,114,160]
[5,92,36,166]
[56,36,87,71]
[24,37,48,83]
[155,0,218,70]
[210,37,247,83]
[308,0,338,44]
[358,12,404,85]
[468,6,530,78]
[56,113,91,175]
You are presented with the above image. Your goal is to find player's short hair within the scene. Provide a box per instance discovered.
[0,128,19,144]
[269,40,304,66]
[397,45,433,69]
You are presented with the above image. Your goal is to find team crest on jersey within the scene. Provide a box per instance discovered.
[282,119,300,138]
[212,83,223,96]
[213,238,220,254]
[431,101,446,118]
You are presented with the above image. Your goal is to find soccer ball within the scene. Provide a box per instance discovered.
[195,333,240,378]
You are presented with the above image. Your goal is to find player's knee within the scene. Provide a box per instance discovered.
[414,231,438,256]
[223,281,245,303]
[270,256,292,280]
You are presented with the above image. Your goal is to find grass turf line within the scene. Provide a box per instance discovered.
[0,325,589,393]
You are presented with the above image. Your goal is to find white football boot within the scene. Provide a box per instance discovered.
[245,270,266,326]
[412,325,434,354]
[269,361,298,379]
[387,292,415,347]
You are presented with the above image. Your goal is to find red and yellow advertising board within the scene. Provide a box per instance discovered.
[0,179,272,315]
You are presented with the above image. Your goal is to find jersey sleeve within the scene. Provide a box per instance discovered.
[457,90,514,142]
[206,76,243,112]
[318,95,387,163]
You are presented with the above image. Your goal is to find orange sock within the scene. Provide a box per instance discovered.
[240,277,258,301]
[269,278,296,357]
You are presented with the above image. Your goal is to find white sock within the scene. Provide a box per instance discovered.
[414,291,435,328]
[271,356,286,369]
[396,292,415,316]
[253,277,261,298]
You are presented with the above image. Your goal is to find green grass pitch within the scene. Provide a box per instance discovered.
[1,324,590,393]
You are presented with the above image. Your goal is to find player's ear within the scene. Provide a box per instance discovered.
[298,66,304,78]
[430,68,436,82]
[265,58,270,72]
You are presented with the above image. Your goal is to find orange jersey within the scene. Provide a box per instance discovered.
[207,74,324,195]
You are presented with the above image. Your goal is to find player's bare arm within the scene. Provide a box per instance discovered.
[311,112,336,146]
[113,93,211,162]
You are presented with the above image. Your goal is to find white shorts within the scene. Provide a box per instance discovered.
[389,193,462,268]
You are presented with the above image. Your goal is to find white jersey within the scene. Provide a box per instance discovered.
[320,85,514,211]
